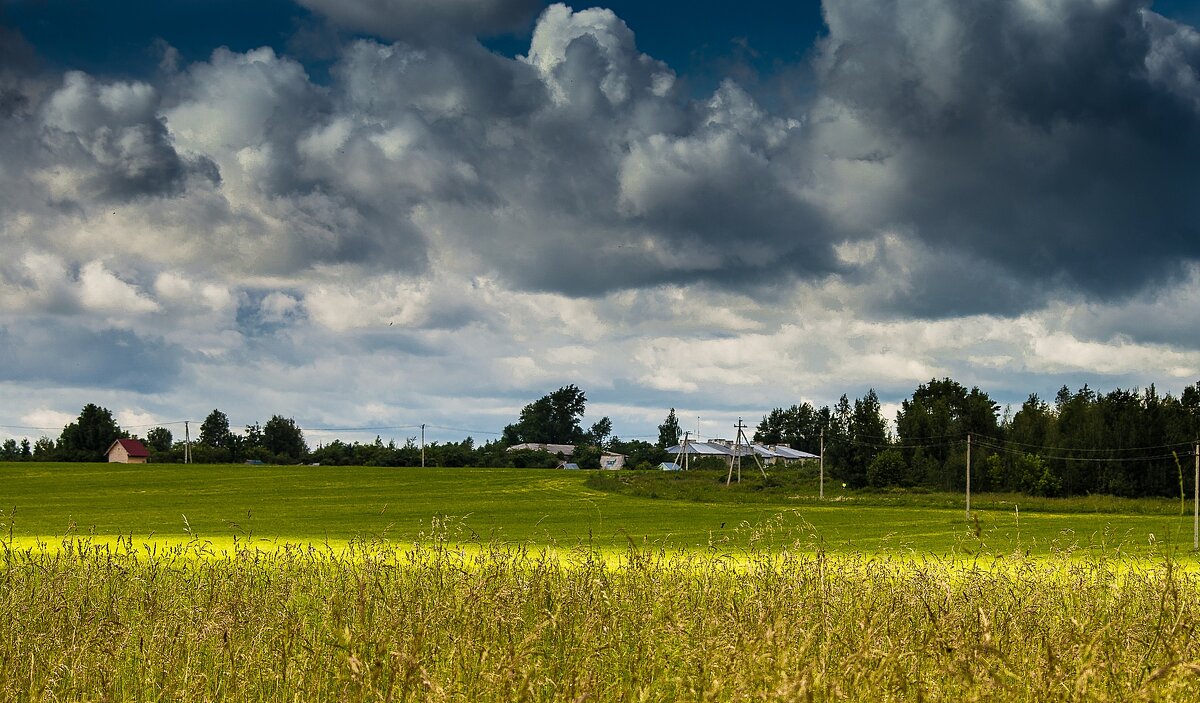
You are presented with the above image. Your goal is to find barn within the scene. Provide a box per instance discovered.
[106,438,150,464]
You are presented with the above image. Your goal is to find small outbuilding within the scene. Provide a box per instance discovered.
[106,438,150,464]
[601,453,626,470]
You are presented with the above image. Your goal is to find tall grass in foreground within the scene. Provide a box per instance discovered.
[3,532,1200,701]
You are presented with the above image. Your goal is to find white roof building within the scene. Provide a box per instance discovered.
[507,443,576,456]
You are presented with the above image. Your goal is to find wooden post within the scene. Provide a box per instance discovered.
[1194,442,1198,551]
[819,428,825,500]
[420,424,425,468]
[184,421,191,465]
[965,434,971,519]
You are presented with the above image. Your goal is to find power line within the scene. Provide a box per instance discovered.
[973,433,1197,454]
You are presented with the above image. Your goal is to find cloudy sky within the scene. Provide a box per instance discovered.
[2,0,1200,447]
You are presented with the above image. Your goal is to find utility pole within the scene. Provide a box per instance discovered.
[1194,441,1198,551]
[726,418,765,486]
[184,421,191,465]
[421,424,426,468]
[681,431,690,471]
[965,434,972,519]
[819,428,825,500]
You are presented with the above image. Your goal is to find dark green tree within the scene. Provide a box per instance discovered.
[844,390,888,488]
[823,395,854,481]
[199,409,232,448]
[754,403,822,454]
[657,408,681,448]
[263,415,306,462]
[244,422,263,449]
[146,427,173,453]
[32,437,55,459]
[608,438,669,469]
[574,445,601,470]
[503,385,589,445]
[587,417,613,449]
[896,378,999,489]
[58,404,124,461]
[867,449,907,488]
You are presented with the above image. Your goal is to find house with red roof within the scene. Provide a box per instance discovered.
[106,438,151,464]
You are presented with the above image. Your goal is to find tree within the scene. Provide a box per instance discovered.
[574,445,601,470]
[896,378,1000,489]
[146,427,173,453]
[1,439,17,461]
[823,395,853,481]
[263,415,306,462]
[587,417,613,449]
[867,449,907,488]
[657,409,681,448]
[244,422,263,449]
[200,409,232,448]
[609,438,668,469]
[845,390,888,488]
[32,437,55,459]
[754,403,822,454]
[503,385,590,445]
[58,404,124,460]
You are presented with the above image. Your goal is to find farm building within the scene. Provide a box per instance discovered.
[601,453,626,469]
[507,442,576,457]
[659,462,682,471]
[106,438,150,464]
[667,440,819,467]
[765,444,820,464]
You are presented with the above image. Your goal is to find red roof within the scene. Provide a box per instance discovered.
[111,438,150,458]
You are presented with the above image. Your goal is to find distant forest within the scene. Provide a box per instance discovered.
[6,379,1200,499]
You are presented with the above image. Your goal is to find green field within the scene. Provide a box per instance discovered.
[3,462,1197,557]
[6,462,1200,701]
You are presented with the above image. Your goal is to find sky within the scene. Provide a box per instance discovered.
[2,0,1200,448]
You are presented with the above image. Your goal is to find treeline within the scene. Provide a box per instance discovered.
[3,405,314,465]
[12,379,1200,499]
[757,379,1200,498]
[4,395,673,470]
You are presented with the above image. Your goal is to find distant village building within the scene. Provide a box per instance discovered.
[601,453,626,470]
[667,439,818,467]
[106,438,150,464]
[506,443,576,457]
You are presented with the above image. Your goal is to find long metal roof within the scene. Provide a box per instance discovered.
[666,441,733,456]
[769,445,820,459]
[667,441,819,459]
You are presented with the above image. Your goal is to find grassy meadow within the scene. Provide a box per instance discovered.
[4,461,1200,701]
[2,461,1198,555]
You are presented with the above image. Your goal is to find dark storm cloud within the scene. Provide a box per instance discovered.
[0,321,182,393]
[37,71,220,202]
[0,24,39,117]
[815,0,1200,313]
[296,0,542,42]
[5,0,1200,313]
[340,5,839,296]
